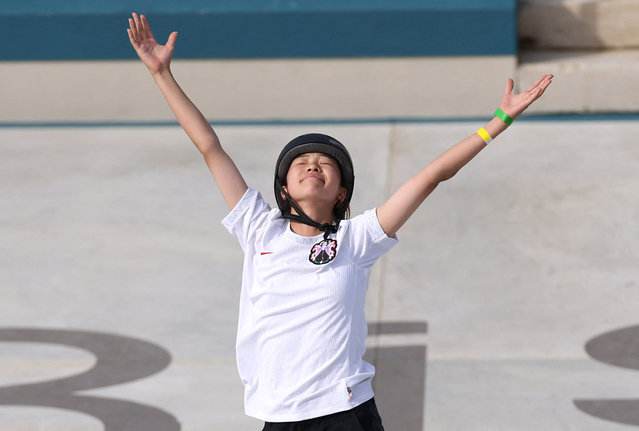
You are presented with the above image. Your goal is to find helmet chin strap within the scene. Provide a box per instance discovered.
[278,186,339,240]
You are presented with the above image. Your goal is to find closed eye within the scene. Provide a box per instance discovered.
[319,158,336,166]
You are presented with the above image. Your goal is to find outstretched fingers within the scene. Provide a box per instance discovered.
[527,74,548,91]
[504,78,514,97]
[528,74,553,101]
[166,31,178,50]
[130,13,140,38]
[127,14,144,47]
[132,13,143,36]
[128,13,154,44]
[127,12,178,75]
[128,19,138,44]
[139,14,155,41]
[500,74,553,118]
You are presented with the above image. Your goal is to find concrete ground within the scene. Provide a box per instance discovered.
[1,119,639,430]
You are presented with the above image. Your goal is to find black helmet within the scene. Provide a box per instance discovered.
[274,133,354,221]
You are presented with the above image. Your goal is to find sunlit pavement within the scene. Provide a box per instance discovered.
[1,119,638,430]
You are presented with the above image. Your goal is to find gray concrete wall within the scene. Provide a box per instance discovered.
[518,0,639,114]
[0,57,515,123]
[519,0,639,49]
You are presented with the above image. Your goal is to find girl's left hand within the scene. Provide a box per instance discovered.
[499,74,553,119]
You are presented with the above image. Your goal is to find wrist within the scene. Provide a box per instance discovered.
[494,108,514,126]
[482,116,509,142]
[151,66,173,81]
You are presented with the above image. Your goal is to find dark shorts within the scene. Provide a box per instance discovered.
[262,398,384,431]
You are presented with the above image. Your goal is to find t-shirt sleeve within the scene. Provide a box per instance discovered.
[222,188,271,251]
[348,208,398,268]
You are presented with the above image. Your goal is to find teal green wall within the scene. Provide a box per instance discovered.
[0,1,516,60]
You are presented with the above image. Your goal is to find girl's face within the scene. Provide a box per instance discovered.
[283,152,347,210]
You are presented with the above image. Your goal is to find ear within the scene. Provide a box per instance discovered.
[280,185,288,201]
[336,187,347,203]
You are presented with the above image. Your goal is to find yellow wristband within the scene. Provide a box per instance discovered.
[477,127,493,144]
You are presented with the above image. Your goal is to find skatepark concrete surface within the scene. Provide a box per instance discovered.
[2,118,639,430]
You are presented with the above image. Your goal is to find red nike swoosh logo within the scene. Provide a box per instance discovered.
[260,252,273,255]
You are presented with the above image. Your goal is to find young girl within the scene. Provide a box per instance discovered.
[127,13,552,430]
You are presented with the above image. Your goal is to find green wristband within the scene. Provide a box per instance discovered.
[494,108,514,126]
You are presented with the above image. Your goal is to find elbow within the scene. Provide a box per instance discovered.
[201,144,221,160]
[195,135,223,159]
[428,160,457,184]
[436,165,460,183]
[439,171,456,183]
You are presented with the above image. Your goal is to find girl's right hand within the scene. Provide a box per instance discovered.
[127,13,177,76]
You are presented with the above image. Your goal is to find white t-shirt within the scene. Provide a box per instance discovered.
[222,188,397,422]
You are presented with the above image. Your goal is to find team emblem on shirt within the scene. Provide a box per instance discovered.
[309,239,337,265]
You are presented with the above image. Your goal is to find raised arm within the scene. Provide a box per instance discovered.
[376,74,553,237]
[127,13,247,209]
